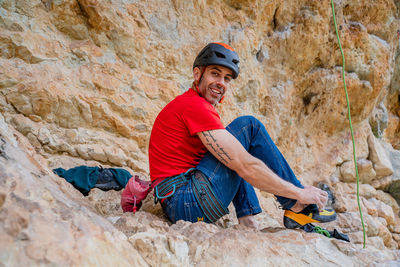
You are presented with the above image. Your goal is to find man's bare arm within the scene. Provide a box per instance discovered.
[198,129,328,209]
[200,130,233,165]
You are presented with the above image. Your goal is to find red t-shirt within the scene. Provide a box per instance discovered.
[149,88,225,181]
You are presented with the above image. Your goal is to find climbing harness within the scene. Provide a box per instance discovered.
[154,168,195,203]
[154,168,229,223]
[191,170,229,222]
[330,0,366,248]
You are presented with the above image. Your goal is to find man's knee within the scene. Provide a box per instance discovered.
[229,115,262,129]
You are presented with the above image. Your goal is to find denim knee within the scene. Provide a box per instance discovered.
[226,115,264,144]
[228,115,261,130]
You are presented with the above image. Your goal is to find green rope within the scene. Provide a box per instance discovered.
[314,226,331,238]
[330,0,366,248]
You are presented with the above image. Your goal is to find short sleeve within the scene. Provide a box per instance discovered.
[181,100,224,136]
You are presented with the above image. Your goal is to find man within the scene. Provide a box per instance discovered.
[149,42,336,229]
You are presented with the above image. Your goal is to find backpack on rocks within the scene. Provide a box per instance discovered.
[121,175,151,213]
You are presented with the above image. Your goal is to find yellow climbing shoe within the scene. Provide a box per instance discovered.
[283,204,337,229]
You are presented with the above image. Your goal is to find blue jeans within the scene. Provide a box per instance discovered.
[161,116,304,223]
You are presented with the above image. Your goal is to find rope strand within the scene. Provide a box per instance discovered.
[330,0,366,248]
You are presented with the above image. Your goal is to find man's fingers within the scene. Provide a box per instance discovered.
[298,185,330,209]
[319,191,328,209]
[314,187,328,208]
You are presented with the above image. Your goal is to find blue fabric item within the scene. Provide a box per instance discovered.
[53,166,132,195]
[108,168,132,187]
[162,116,304,223]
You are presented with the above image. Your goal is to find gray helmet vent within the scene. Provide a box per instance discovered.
[214,51,226,58]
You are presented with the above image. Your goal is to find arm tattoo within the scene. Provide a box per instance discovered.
[202,131,233,164]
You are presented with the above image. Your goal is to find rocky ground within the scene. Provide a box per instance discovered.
[1,0,400,266]
[1,111,400,266]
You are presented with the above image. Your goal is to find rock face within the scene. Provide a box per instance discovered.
[1,0,400,266]
[0,113,147,266]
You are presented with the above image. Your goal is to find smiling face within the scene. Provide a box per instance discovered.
[193,65,233,106]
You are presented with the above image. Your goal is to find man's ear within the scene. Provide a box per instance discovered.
[193,67,201,82]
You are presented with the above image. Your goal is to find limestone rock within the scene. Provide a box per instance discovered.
[87,189,123,217]
[364,214,380,237]
[334,192,363,213]
[368,134,393,177]
[376,190,400,216]
[87,145,108,162]
[0,114,147,266]
[129,232,190,267]
[340,159,376,184]
[0,0,400,265]
[104,146,127,166]
[333,182,377,214]
[369,198,396,227]
[386,147,400,205]
[358,158,376,184]
[372,175,395,191]
[362,198,379,217]
[114,211,396,266]
[359,183,378,199]
[369,102,388,138]
[371,142,400,204]
[340,160,356,183]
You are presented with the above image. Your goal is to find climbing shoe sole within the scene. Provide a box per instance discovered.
[283,206,337,229]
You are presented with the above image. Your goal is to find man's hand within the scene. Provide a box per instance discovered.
[296,185,328,210]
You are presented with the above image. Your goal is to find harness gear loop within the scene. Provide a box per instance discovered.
[191,170,229,222]
[155,183,176,200]
[153,169,229,223]
[153,168,195,204]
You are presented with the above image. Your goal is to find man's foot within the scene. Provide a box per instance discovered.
[238,215,259,229]
[290,201,307,213]
[283,204,336,229]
